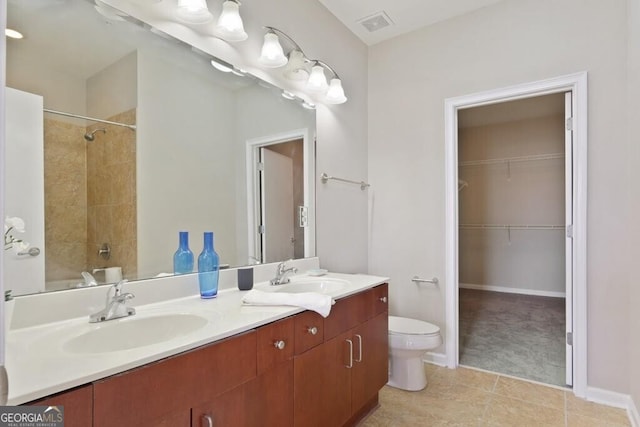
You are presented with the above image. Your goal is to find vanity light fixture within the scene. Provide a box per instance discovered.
[281,91,297,100]
[210,58,246,76]
[214,0,247,41]
[258,26,348,105]
[176,0,213,25]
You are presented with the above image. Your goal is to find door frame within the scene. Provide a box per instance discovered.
[245,128,315,265]
[444,72,588,397]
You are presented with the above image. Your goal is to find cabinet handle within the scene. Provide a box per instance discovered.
[345,339,353,369]
[307,326,318,335]
[379,296,388,303]
[202,414,213,427]
[274,340,286,350]
[355,334,363,362]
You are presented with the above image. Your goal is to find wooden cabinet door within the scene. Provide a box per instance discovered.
[94,331,256,427]
[27,385,92,427]
[293,331,352,427]
[246,360,293,427]
[192,382,247,427]
[192,360,293,427]
[351,312,389,413]
[324,292,368,341]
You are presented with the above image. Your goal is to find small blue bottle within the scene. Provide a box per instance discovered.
[198,232,220,299]
[173,231,194,274]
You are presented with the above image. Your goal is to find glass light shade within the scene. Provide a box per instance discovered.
[306,65,328,93]
[259,32,288,68]
[283,50,309,81]
[176,0,213,24]
[215,1,248,42]
[325,78,347,104]
[5,29,24,39]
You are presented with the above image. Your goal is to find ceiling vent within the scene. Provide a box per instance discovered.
[357,11,393,33]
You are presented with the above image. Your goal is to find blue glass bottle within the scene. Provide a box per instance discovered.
[173,231,194,274]
[198,232,220,299]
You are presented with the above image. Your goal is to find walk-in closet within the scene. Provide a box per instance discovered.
[457,93,568,387]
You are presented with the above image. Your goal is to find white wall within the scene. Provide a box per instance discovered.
[234,84,315,265]
[86,51,137,120]
[627,0,640,416]
[136,49,236,276]
[6,46,86,117]
[458,114,565,295]
[369,0,630,393]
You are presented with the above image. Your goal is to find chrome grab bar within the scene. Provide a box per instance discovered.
[412,276,439,286]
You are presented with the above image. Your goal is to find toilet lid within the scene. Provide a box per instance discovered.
[389,316,440,335]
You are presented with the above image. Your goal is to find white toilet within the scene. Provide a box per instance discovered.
[387,316,442,391]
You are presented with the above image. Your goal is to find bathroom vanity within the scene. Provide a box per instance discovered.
[11,273,388,427]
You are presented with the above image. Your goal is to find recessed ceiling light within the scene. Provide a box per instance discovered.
[5,28,24,39]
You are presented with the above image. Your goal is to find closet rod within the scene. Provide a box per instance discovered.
[44,108,137,130]
[459,153,564,167]
[459,224,565,230]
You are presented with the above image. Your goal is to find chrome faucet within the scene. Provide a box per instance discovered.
[89,280,136,323]
[270,261,298,286]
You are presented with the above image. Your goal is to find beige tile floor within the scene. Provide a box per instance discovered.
[360,365,631,427]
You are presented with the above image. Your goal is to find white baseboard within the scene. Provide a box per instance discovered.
[585,386,637,426]
[630,397,640,427]
[422,352,447,367]
[460,282,566,298]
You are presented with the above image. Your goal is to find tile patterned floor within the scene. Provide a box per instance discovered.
[359,365,631,427]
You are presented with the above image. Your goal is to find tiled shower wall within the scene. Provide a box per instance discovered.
[86,109,137,281]
[44,109,136,287]
[44,118,88,283]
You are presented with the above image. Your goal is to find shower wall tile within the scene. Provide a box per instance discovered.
[86,109,137,282]
[43,119,87,284]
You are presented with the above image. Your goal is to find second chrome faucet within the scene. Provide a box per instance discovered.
[270,261,298,286]
[89,280,136,323]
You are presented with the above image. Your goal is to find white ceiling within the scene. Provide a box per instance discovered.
[317,0,506,46]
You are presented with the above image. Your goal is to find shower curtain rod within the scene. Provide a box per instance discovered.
[43,108,137,130]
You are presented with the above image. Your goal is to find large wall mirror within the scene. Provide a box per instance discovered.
[4,0,317,296]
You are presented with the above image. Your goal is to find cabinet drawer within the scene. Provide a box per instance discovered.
[368,283,389,318]
[94,331,257,427]
[294,311,324,354]
[257,316,295,375]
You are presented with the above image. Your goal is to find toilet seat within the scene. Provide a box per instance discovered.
[389,316,440,336]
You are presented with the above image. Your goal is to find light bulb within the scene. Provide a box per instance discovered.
[307,65,328,93]
[259,32,288,68]
[215,0,247,42]
[176,0,213,24]
[325,78,347,104]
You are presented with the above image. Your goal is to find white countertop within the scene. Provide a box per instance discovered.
[6,272,388,405]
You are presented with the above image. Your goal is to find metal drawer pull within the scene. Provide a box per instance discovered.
[355,334,363,362]
[274,340,286,350]
[345,339,353,368]
[203,414,213,427]
[307,326,318,335]
[379,296,388,303]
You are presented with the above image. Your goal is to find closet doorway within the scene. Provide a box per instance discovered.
[444,73,588,395]
[457,93,569,387]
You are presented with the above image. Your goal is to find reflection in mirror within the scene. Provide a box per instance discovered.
[4,0,316,296]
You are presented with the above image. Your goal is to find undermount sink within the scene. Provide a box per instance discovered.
[272,278,349,295]
[63,313,208,354]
